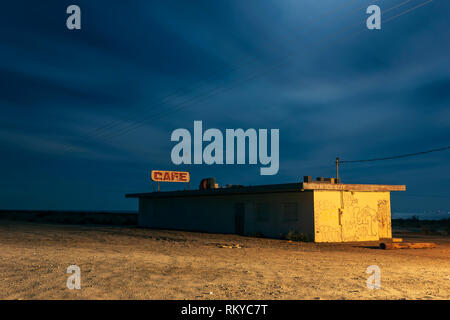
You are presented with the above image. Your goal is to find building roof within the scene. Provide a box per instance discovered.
[125,182,406,199]
[302,182,406,192]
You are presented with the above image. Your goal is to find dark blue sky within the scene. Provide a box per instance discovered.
[0,0,449,217]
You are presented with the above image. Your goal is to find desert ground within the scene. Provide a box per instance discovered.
[0,220,449,300]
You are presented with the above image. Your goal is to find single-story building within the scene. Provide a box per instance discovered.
[126,178,405,242]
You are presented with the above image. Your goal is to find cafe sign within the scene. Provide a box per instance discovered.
[151,170,190,183]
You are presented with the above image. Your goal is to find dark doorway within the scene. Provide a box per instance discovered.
[234,203,245,235]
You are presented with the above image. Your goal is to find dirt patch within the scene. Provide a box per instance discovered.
[0,221,448,300]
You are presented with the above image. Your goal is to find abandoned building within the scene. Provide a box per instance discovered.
[126,177,406,242]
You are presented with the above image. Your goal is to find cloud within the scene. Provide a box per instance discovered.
[0,0,448,213]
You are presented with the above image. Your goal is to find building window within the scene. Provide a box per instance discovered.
[283,202,298,222]
[256,203,269,222]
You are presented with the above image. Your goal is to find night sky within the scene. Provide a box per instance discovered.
[0,0,448,217]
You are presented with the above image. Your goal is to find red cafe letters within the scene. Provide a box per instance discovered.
[151,170,190,183]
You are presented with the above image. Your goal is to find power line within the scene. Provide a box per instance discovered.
[340,146,450,163]
[97,0,420,142]
[60,0,434,153]
[85,0,364,140]
[57,0,367,152]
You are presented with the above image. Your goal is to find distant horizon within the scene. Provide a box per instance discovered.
[1,208,449,221]
[392,211,450,220]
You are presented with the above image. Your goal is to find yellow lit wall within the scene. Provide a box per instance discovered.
[313,191,391,242]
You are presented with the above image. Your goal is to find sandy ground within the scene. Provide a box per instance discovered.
[0,221,449,300]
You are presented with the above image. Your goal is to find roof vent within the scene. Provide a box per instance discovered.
[199,178,218,190]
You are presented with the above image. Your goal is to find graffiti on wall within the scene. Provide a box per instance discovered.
[314,197,342,242]
[342,204,378,242]
[315,192,390,242]
[377,199,391,238]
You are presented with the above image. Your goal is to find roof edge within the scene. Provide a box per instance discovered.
[126,182,406,199]
[302,182,406,192]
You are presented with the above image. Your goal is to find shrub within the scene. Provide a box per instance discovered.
[251,232,264,238]
[285,230,310,242]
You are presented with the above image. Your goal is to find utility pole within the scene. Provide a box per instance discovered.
[336,157,340,182]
